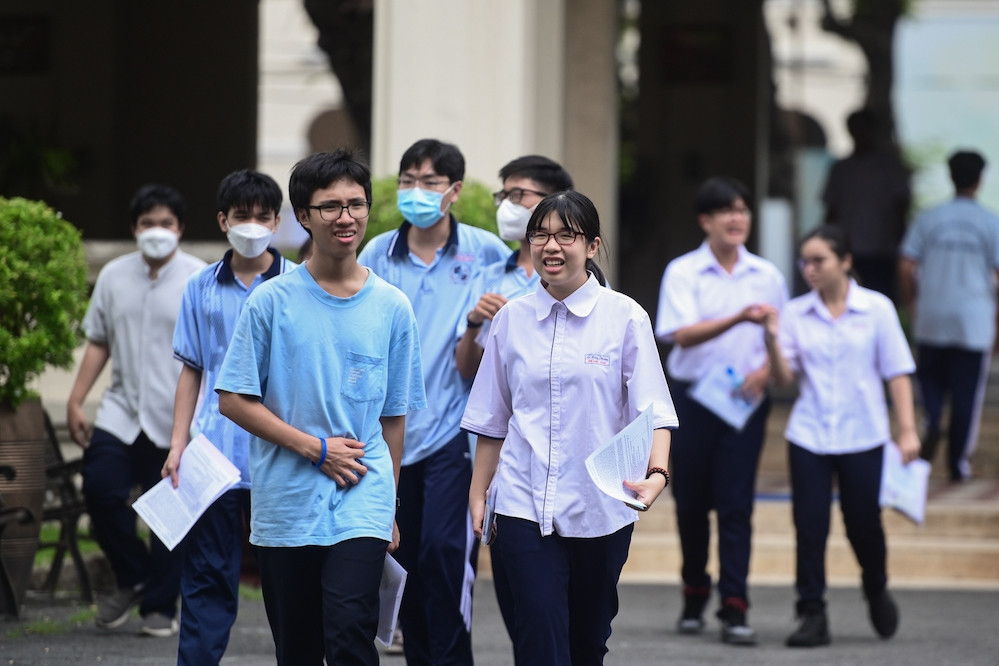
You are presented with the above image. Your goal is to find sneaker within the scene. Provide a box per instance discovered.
[786,600,830,648]
[95,585,144,629]
[676,586,709,634]
[866,588,899,639]
[717,598,757,646]
[140,612,179,637]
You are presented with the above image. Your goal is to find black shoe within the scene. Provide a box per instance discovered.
[866,588,899,639]
[717,599,757,646]
[920,426,940,462]
[786,600,830,648]
[676,586,709,634]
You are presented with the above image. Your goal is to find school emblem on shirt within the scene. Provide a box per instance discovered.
[451,262,472,284]
[585,353,610,366]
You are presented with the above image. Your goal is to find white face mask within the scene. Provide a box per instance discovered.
[226,221,274,259]
[496,199,533,241]
[136,227,179,260]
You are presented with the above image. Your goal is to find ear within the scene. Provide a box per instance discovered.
[586,236,602,259]
[843,252,853,273]
[272,213,281,231]
[176,223,185,240]
[697,213,712,235]
[448,180,463,202]
[297,209,312,233]
[217,211,228,235]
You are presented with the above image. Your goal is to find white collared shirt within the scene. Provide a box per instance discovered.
[461,275,678,538]
[83,250,207,448]
[779,281,915,455]
[655,241,787,381]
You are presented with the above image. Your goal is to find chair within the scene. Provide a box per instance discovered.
[0,465,35,618]
[35,411,93,601]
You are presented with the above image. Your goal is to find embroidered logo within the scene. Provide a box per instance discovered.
[585,353,610,366]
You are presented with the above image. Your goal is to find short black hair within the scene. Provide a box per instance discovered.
[289,149,372,214]
[398,139,465,183]
[948,150,986,190]
[217,169,282,216]
[129,184,185,226]
[499,155,573,193]
[694,177,751,216]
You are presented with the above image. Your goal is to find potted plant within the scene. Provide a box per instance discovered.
[0,196,88,616]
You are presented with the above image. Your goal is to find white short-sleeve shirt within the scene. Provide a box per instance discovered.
[655,242,788,381]
[461,275,678,538]
[779,282,915,455]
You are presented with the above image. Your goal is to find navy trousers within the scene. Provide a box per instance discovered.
[256,539,386,666]
[395,432,476,665]
[916,344,988,480]
[669,381,770,605]
[177,488,249,665]
[789,443,887,601]
[81,428,183,618]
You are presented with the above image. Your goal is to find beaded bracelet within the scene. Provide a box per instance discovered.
[314,437,327,468]
[646,466,669,487]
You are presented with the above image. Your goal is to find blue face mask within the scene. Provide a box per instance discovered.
[397,185,453,229]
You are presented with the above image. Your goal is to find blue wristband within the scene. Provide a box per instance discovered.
[314,437,327,468]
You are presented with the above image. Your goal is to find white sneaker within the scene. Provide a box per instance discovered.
[139,613,179,637]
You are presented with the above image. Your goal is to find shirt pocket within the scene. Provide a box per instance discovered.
[341,352,386,403]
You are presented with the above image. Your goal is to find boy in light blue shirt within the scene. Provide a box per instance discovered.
[166,169,292,664]
[217,150,425,665]
[358,138,509,664]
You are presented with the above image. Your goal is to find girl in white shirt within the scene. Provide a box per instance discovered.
[764,225,919,648]
[461,191,677,665]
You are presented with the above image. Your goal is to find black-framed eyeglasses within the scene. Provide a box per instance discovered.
[493,187,549,207]
[711,205,752,218]
[307,202,371,221]
[397,175,451,189]
[527,230,585,246]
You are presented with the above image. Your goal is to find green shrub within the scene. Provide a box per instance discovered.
[0,197,89,408]
[361,177,511,251]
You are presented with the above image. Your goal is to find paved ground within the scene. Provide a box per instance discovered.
[3,579,998,665]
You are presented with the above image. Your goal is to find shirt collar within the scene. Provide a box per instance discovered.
[214,247,283,284]
[803,279,870,316]
[388,215,460,259]
[504,250,520,272]
[692,240,754,275]
[534,273,601,320]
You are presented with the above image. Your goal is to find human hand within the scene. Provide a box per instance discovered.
[317,437,367,486]
[740,365,771,402]
[623,474,668,511]
[388,520,400,554]
[67,403,90,448]
[896,430,920,465]
[161,444,185,488]
[468,293,508,326]
[740,303,777,326]
[470,494,486,540]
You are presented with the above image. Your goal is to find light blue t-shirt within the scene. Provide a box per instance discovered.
[900,196,999,350]
[463,250,540,344]
[172,249,295,489]
[359,217,509,465]
[215,267,426,547]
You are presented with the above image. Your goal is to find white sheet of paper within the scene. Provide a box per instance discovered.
[879,441,931,525]
[687,364,763,431]
[481,483,498,545]
[584,408,654,510]
[132,434,241,551]
[376,554,408,647]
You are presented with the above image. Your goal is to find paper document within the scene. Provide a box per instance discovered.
[132,434,241,551]
[584,408,654,510]
[879,441,931,525]
[688,364,763,431]
[481,483,498,545]
[377,555,408,647]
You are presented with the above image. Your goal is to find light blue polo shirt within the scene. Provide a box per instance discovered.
[464,250,540,345]
[172,248,294,489]
[215,267,426,547]
[900,196,999,350]
[359,216,509,465]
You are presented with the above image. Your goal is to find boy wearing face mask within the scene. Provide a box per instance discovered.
[358,138,509,664]
[68,184,206,637]
[165,169,292,663]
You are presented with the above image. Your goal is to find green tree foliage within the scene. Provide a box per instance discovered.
[0,198,88,407]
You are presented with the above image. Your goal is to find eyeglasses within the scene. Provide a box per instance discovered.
[493,187,549,207]
[397,175,450,189]
[712,206,752,218]
[527,230,585,246]
[796,256,827,270]
[307,202,371,222]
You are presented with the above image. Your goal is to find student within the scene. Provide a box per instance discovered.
[165,169,294,665]
[654,177,787,645]
[764,225,919,647]
[215,150,426,665]
[68,184,206,636]
[899,150,999,481]
[358,138,509,664]
[462,191,677,665]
